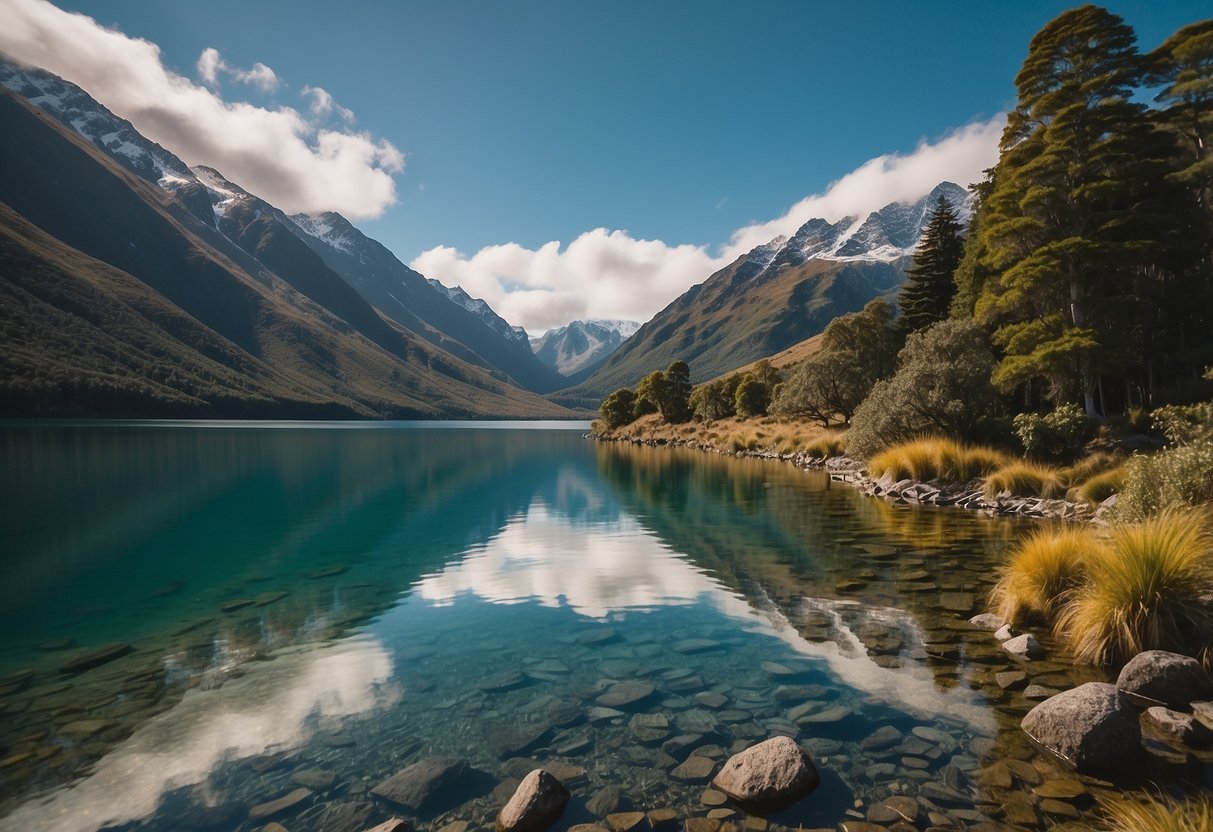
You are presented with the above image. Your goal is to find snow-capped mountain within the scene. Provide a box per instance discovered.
[427,279,529,345]
[530,319,642,376]
[1,57,563,394]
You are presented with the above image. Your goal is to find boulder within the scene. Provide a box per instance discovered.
[1144,706,1213,747]
[1021,683,1141,773]
[969,613,1005,631]
[496,769,569,832]
[1002,634,1043,660]
[1116,650,1213,709]
[371,757,469,811]
[711,736,819,805]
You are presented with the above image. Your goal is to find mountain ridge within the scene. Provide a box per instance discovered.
[530,319,641,376]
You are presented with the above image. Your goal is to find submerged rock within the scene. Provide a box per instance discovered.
[496,769,569,832]
[249,788,312,821]
[1021,683,1141,773]
[1002,634,1043,660]
[968,613,1005,631]
[1144,706,1213,746]
[59,643,134,674]
[1117,650,1213,709]
[711,736,819,805]
[595,681,654,709]
[371,757,468,811]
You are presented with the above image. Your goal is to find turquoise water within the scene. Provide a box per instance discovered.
[0,424,1207,832]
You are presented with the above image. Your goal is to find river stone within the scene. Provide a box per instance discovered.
[1021,683,1141,773]
[1024,684,1061,700]
[969,613,1005,631]
[801,704,852,723]
[1033,778,1087,799]
[995,671,1028,690]
[994,624,1014,642]
[364,821,410,832]
[496,769,569,832]
[59,643,134,674]
[577,628,619,645]
[671,639,721,654]
[481,671,527,692]
[588,706,625,723]
[596,682,654,709]
[711,736,819,805]
[695,692,728,709]
[675,710,718,734]
[59,719,116,740]
[587,785,621,816]
[371,757,469,810]
[1001,792,1039,826]
[249,788,312,820]
[486,722,551,758]
[1117,650,1213,709]
[883,796,919,823]
[670,755,717,782]
[607,812,646,832]
[1002,634,1044,660]
[647,808,678,830]
[939,593,975,613]
[291,768,337,790]
[860,725,902,751]
[1144,706,1213,746]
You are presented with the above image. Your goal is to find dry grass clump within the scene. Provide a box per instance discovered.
[1100,792,1213,832]
[868,438,1007,483]
[984,460,1067,499]
[1074,466,1126,505]
[1055,510,1213,667]
[804,432,847,458]
[991,525,1105,625]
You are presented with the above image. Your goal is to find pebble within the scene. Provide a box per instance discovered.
[670,755,716,782]
[608,812,647,832]
[249,788,312,820]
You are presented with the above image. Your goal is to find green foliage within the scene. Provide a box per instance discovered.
[773,298,903,425]
[900,194,964,333]
[690,376,738,421]
[1116,440,1213,520]
[634,361,693,423]
[734,374,770,418]
[1012,403,1096,462]
[847,319,1001,459]
[599,387,638,429]
[1152,402,1213,446]
[974,5,1206,415]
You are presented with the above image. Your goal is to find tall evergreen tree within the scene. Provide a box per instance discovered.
[900,195,965,332]
[974,5,1199,415]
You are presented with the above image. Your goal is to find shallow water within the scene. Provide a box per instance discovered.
[0,423,1208,832]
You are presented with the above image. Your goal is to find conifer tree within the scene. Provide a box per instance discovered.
[974,5,1198,415]
[900,195,965,333]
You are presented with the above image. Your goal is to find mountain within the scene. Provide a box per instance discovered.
[0,65,574,419]
[530,319,641,376]
[0,59,564,396]
[553,183,971,406]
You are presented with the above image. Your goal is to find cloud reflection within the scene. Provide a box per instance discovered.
[1,636,396,832]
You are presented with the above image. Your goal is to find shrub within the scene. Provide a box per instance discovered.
[734,375,771,418]
[1153,402,1213,446]
[1056,510,1213,666]
[1100,793,1213,832]
[847,320,1001,459]
[984,461,1066,499]
[1116,441,1213,520]
[772,349,868,426]
[599,387,638,429]
[1074,467,1125,505]
[1013,403,1096,462]
[991,525,1105,625]
[867,438,1006,483]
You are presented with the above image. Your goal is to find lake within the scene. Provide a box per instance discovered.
[0,423,1205,831]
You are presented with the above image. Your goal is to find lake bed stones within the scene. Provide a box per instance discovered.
[249,788,312,821]
[371,757,469,811]
[711,736,819,805]
[59,643,134,674]
[596,682,655,709]
[496,769,569,832]
[1021,683,1141,773]
[1116,650,1213,709]
[1144,706,1213,746]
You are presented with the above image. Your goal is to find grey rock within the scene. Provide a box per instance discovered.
[711,736,819,805]
[1002,633,1044,660]
[1117,650,1213,709]
[968,613,1005,631]
[1144,706,1213,746]
[371,757,469,811]
[484,723,550,758]
[1021,683,1141,773]
[496,769,569,832]
[596,681,654,709]
[994,624,1014,642]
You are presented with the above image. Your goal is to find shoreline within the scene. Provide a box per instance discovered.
[589,429,1099,524]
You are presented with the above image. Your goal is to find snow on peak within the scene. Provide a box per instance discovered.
[529,319,642,376]
[290,211,360,256]
[426,278,529,344]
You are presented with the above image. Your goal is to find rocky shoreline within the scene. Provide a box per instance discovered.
[588,433,1106,524]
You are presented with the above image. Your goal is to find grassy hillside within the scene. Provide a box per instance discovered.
[0,92,579,419]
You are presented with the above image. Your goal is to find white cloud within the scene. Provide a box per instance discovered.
[302,84,355,121]
[0,0,402,219]
[415,116,1005,333]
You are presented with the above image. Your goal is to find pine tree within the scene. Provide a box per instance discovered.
[974,5,1199,415]
[900,195,965,333]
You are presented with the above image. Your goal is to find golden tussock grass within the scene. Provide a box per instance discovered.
[984,460,1067,499]
[1074,466,1126,505]
[868,438,1007,483]
[1055,510,1213,667]
[990,525,1106,626]
[1099,792,1213,832]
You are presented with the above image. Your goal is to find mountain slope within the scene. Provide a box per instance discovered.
[554,183,970,406]
[0,58,563,396]
[530,319,641,376]
[0,88,574,418]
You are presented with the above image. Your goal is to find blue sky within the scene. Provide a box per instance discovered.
[5,0,1210,331]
